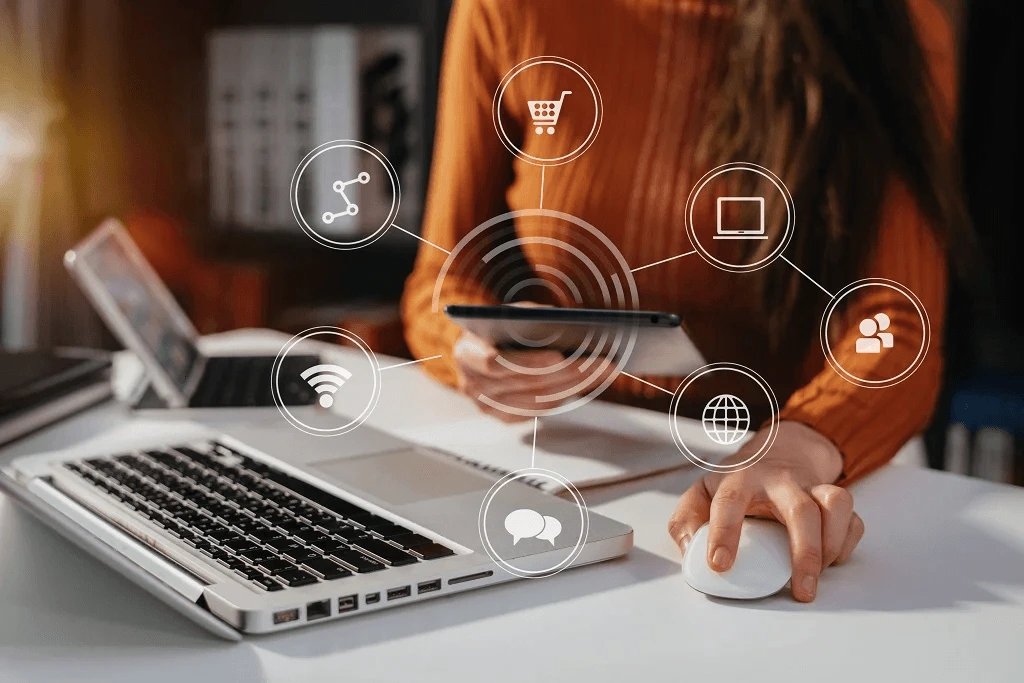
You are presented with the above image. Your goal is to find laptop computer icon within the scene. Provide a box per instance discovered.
[713,196,769,240]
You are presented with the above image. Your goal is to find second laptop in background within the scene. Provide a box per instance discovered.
[64,218,318,411]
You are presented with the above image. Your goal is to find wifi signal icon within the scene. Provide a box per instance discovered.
[300,364,353,409]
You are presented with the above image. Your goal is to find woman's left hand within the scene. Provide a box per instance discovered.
[667,421,865,602]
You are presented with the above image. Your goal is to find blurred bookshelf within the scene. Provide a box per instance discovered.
[121,0,453,352]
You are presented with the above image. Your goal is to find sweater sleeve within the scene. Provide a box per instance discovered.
[400,0,513,387]
[779,0,956,483]
[779,185,947,483]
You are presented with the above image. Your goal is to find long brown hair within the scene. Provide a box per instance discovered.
[699,0,972,355]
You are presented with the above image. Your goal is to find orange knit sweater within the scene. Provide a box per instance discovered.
[401,0,956,483]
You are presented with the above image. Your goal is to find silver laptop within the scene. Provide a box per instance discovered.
[3,219,633,638]
[64,219,320,410]
[4,413,632,638]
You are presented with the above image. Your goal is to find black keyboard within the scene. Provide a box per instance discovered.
[189,355,319,408]
[63,442,454,592]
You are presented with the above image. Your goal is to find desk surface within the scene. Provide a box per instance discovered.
[2,331,1023,683]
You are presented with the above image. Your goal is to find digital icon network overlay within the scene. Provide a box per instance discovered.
[322,171,371,224]
[528,91,571,135]
[300,363,353,409]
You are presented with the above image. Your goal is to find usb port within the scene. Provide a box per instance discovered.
[417,579,441,594]
[306,599,331,621]
[365,592,380,604]
[337,594,358,613]
[387,585,411,601]
[273,608,299,625]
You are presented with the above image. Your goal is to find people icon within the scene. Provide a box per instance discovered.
[856,312,894,354]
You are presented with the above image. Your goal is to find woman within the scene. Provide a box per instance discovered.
[401,0,968,601]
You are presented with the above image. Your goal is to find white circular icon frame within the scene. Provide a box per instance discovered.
[493,56,603,167]
[271,326,382,437]
[431,209,640,418]
[478,468,590,579]
[669,362,780,473]
[684,162,795,273]
[820,278,931,388]
[289,140,401,250]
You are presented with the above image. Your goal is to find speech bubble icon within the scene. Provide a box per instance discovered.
[537,516,562,545]
[505,508,545,545]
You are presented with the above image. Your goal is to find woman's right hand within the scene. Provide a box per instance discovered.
[453,330,599,423]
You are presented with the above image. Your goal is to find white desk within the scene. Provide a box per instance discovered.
[2,330,1023,682]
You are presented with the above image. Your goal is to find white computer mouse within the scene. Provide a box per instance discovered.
[682,518,792,600]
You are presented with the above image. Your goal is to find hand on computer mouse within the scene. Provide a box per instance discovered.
[452,329,614,423]
[667,421,865,602]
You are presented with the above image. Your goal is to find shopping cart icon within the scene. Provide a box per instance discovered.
[528,91,572,135]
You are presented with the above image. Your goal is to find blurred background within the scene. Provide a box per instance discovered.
[0,0,1020,483]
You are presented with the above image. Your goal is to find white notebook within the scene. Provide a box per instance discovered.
[393,399,740,494]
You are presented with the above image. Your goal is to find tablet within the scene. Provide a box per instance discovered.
[444,304,706,376]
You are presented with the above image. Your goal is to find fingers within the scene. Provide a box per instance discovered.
[454,330,620,421]
[765,480,823,602]
[809,484,855,568]
[667,481,713,553]
[454,332,563,378]
[834,512,865,565]
[705,478,753,572]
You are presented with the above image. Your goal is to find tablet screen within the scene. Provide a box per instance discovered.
[81,233,199,393]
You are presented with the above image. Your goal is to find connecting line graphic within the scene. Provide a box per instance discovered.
[539,166,546,209]
[531,417,538,468]
[629,250,697,273]
[379,355,443,371]
[781,255,834,299]
[391,224,451,255]
[621,371,674,396]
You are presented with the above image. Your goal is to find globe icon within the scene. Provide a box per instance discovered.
[701,394,750,445]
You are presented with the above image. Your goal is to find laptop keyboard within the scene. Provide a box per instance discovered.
[190,355,319,408]
[62,441,454,592]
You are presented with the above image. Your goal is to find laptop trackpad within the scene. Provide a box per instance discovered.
[308,448,491,506]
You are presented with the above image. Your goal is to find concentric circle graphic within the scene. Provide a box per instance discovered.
[820,278,931,388]
[493,56,603,167]
[290,140,400,250]
[271,326,381,437]
[669,362,780,473]
[684,162,795,273]
[478,468,590,579]
[432,209,639,418]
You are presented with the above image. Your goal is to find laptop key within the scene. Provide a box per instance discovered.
[267,538,304,554]
[235,566,266,581]
[370,523,412,538]
[239,547,276,564]
[332,526,365,541]
[389,532,433,550]
[251,575,284,592]
[258,558,293,574]
[301,533,341,549]
[304,558,353,580]
[248,527,284,542]
[412,543,456,561]
[349,513,388,528]
[206,528,236,543]
[219,556,247,571]
[222,539,258,554]
[275,569,319,587]
[289,550,323,565]
[328,549,386,573]
[350,538,418,566]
